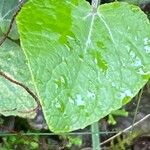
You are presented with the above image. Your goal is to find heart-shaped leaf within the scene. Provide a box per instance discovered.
[17,0,150,132]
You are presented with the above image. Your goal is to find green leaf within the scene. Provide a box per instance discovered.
[17,1,150,132]
[0,0,20,40]
[0,39,37,118]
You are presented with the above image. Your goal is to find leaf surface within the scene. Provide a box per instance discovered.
[0,39,37,118]
[17,0,150,132]
[0,0,20,39]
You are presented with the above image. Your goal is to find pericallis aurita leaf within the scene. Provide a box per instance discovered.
[0,39,37,118]
[17,0,150,133]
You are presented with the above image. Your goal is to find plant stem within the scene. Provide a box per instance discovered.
[91,1,101,147]
[92,0,101,11]
[91,122,101,150]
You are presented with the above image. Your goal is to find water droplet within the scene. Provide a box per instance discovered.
[125,45,131,52]
[138,68,149,78]
[60,76,65,83]
[68,97,74,104]
[55,102,61,108]
[87,91,95,100]
[144,45,150,53]
[143,37,150,53]
[120,89,132,99]
[134,36,138,41]
[111,82,116,87]
[94,58,98,64]
[54,100,65,112]
[138,68,145,75]
[86,39,91,47]
[144,37,149,45]
[125,90,132,96]
[75,94,85,106]
[130,51,136,58]
[134,57,142,67]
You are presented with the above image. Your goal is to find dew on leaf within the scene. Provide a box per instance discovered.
[134,36,138,41]
[120,89,133,100]
[55,102,61,109]
[16,0,150,132]
[60,76,65,83]
[125,45,131,52]
[133,57,142,67]
[55,101,65,112]
[75,94,85,106]
[138,68,145,75]
[138,68,149,78]
[143,37,150,53]
[111,82,116,87]
[68,97,74,104]
[87,91,95,100]
[144,45,150,53]
[129,51,136,58]
[144,37,149,45]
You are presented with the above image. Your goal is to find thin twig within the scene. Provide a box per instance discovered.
[130,88,143,134]
[91,122,100,150]
[100,114,150,146]
[0,71,41,112]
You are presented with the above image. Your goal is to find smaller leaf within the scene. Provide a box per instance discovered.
[0,0,20,40]
[0,39,37,118]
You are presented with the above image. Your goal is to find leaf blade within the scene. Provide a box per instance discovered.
[0,39,37,118]
[17,1,150,132]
